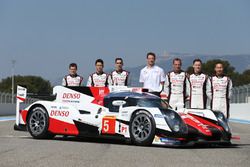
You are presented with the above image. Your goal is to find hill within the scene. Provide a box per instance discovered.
[128,53,250,86]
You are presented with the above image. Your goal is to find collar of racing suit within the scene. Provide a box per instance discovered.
[193,71,203,76]
[115,69,124,74]
[214,74,226,78]
[173,70,184,74]
[95,71,104,75]
[69,74,78,78]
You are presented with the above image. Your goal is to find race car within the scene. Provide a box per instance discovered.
[14,85,232,146]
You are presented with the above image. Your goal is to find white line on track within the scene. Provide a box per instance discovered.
[0,116,15,122]
[0,135,29,138]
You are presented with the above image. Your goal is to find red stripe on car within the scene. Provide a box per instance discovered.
[48,118,79,135]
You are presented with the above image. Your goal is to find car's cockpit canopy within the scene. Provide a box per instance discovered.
[104,92,169,112]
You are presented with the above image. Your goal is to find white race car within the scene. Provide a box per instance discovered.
[14,85,232,146]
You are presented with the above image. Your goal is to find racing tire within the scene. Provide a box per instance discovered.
[27,106,55,139]
[129,110,156,146]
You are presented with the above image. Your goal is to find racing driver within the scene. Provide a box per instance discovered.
[211,62,232,118]
[109,58,130,86]
[62,63,83,86]
[164,58,190,110]
[87,59,110,87]
[188,59,212,109]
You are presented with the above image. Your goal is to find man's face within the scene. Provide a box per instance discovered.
[215,63,224,76]
[193,61,202,74]
[115,60,123,71]
[147,55,155,66]
[69,66,77,75]
[96,62,104,73]
[173,60,182,72]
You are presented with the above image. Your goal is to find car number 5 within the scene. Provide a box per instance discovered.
[103,120,109,132]
[102,117,116,134]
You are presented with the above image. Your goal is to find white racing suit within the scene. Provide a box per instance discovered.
[211,75,232,118]
[189,73,212,109]
[164,71,190,110]
[86,72,110,87]
[62,74,83,86]
[109,70,130,86]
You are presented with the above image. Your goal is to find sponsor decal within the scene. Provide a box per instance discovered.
[16,85,27,101]
[59,106,69,110]
[50,110,69,117]
[99,89,105,95]
[62,93,81,99]
[18,87,26,91]
[62,99,80,103]
[154,114,164,118]
[121,111,128,117]
[160,138,181,145]
[119,124,128,133]
[18,93,25,97]
[113,77,126,82]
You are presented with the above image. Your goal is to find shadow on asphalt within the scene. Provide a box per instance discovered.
[23,135,247,150]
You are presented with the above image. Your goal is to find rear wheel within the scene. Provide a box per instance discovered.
[27,106,55,139]
[129,110,155,146]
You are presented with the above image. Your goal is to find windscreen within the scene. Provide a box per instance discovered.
[136,99,169,110]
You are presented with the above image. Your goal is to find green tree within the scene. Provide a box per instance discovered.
[0,75,52,94]
[239,69,250,85]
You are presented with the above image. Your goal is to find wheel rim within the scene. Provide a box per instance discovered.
[29,108,46,135]
[131,114,152,142]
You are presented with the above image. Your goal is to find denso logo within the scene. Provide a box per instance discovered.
[62,93,80,99]
[50,110,69,117]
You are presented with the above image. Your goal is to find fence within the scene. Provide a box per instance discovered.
[0,92,38,104]
[1,84,249,104]
[231,84,250,103]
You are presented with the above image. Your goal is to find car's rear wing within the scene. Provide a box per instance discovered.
[16,85,27,126]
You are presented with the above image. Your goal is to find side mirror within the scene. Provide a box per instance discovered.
[112,100,126,107]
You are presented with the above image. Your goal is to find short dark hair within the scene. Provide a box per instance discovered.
[215,61,224,67]
[69,63,77,69]
[95,59,104,65]
[193,59,202,64]
[173,58,182,65]
[146,52,156,59]
[115,58,123,64]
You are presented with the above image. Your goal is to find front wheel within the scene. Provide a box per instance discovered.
[129,110,156,146]
[27,106,55,139]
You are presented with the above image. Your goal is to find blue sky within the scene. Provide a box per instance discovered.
[0,0,249,83]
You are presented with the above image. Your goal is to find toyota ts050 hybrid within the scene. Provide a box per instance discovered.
[14,85,232,146]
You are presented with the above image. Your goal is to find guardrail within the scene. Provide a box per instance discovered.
[0,92,38,104]
[1,84,250,104]
[231,84,250,103]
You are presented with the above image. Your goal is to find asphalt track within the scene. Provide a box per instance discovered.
[0,120,250,167]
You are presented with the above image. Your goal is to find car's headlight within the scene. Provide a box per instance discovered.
[169,112,175,120]
[214,111,230,132]
[173,124,180,132]
[162,109,187,133]
[217,112,224,121]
